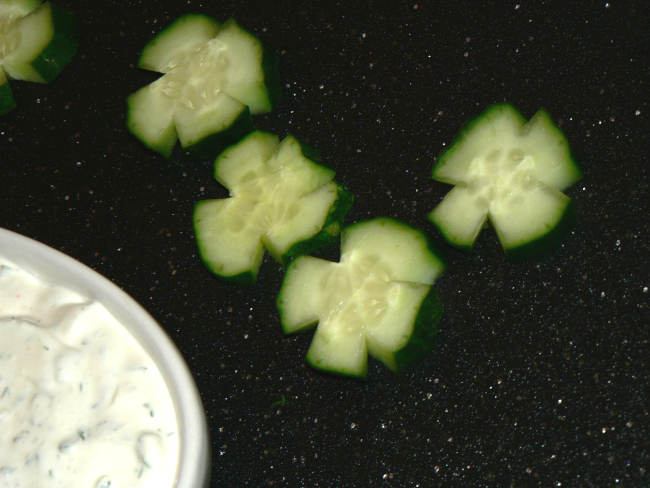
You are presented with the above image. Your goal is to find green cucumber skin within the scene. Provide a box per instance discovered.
[392,288,443,373]
[281,185,354,265]
[28,3,77,83]
[293,136,321,164]
[183,107,253,158]
[260,38,281,111]
[0,82,16,115]
[503,199,577,261]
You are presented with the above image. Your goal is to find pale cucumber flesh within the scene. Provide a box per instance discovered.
[278,257,332,331]
[0,1,41,22]
[341,218,445,285]
[173,91,246,148]
[428,186,488,250]
[488,182,571,250]
[264,182,339,262]
[265,136,334,192]
[126,81,177,157]
[138,14,221,73]
[193,199,265,280]
[215,131,279,187]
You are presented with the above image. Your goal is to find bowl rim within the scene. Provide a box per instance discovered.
[0,227,211,488]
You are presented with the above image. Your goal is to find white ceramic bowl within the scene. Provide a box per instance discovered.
[0,227,210,488]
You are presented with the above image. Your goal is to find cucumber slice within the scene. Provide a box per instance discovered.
[193,131,353,283]
[429,103,582,258]
[127,14,280,157]
[0,1,76,113]
[277,218,445,378]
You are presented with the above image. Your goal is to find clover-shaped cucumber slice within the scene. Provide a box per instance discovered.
[428,103,583,259]
[127,14,279,157]
[277,217,445,378]
[194,131,353,283]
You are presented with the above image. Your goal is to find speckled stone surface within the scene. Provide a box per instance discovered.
[1,1,648,486]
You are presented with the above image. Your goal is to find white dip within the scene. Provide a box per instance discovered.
[0,258,180,487]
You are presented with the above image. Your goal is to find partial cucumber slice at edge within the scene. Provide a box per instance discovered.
[2,2,77,84]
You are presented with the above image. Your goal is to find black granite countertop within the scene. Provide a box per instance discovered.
[2,1,648,486]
